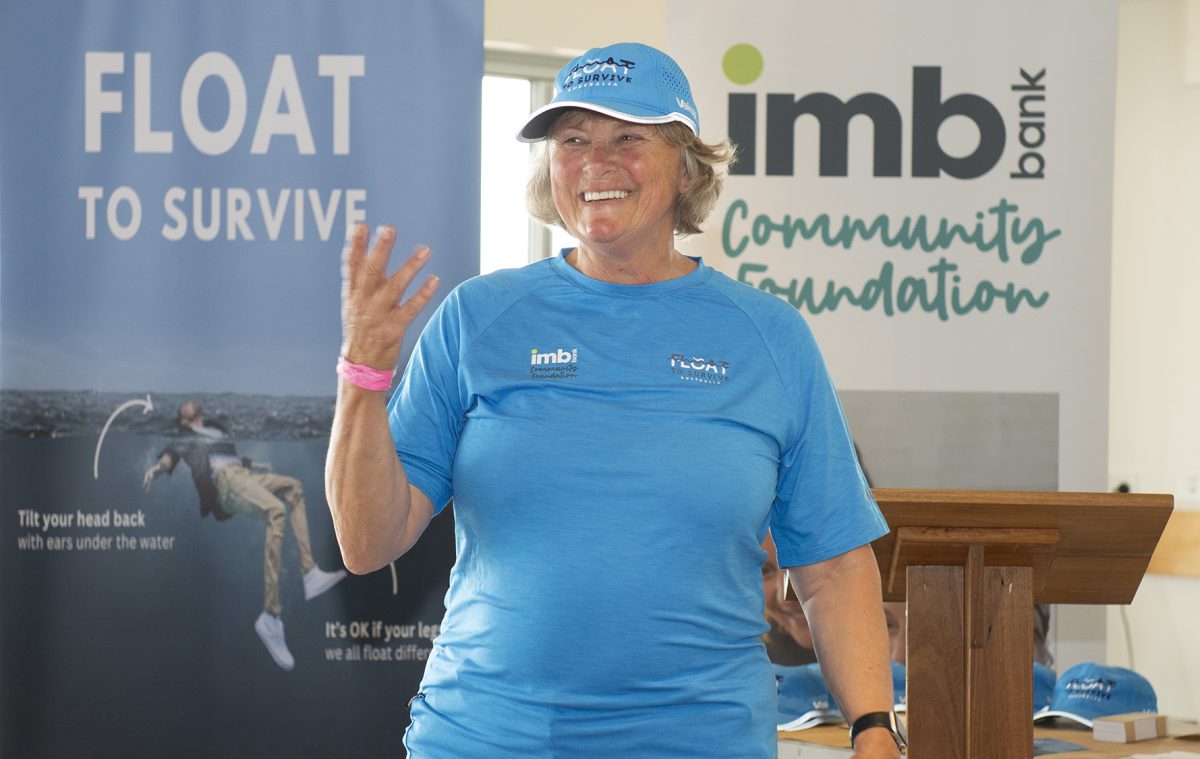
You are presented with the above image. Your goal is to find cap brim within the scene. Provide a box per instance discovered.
[775,708,843,732]
[1033,709,1094,728]
[517,100,697,142]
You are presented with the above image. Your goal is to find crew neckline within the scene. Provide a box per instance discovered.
[550,249,711,297]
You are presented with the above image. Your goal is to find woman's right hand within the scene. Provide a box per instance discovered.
[340,223,440,370]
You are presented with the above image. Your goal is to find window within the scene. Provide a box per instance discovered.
[480,50,576,275]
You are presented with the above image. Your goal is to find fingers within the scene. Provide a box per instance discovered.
[342,223,396,299]
[343,224,427,306]
[382,244,432,302]
[379,246,439,328]
[341,223,398,290]
[364,225,397,286]
[341,223,369,296]
[339,223,441,367]
[397,271,441,323]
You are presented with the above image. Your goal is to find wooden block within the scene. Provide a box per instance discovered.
[1092,712,1167,743]
[1147,510,1200,578]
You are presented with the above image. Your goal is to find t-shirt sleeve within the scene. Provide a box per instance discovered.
[386,289,467,514]
[768,316,889,568]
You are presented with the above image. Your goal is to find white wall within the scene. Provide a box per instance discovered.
[484,0,666,56]
[1106,0,1200,722]
[484,0,1200,721]
[1110,0,1200,504]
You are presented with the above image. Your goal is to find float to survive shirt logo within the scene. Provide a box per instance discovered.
[669,353,731,385]
[530,347,578,380]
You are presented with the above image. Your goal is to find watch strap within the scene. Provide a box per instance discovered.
[849,710,906,749]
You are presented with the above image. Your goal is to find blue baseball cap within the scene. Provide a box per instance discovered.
[1033,662,1158,727]
[517,42,700,142]
[773,663,839,729]
[891,661,907,711]
[1033,661,1056,714]
[772,661,908,728]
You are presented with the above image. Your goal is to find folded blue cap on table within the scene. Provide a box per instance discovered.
[773,663,838,729]
[1034,661,1057,713]
[890,661,907,711]
[777,659,1077,722]
[773,661,908,728]
[1033,662,1157,728]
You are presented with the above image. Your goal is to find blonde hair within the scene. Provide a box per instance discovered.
[525,118,736,237]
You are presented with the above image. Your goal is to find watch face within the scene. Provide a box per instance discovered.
[892,712,908,747]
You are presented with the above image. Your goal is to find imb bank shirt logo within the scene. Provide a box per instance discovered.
[720,43,1046,180]
[530,347,578,380]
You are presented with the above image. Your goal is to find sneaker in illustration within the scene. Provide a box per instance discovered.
[303,566,347,601]
[254,611,295,671]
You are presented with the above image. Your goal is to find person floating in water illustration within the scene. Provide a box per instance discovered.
[143,400,346,670]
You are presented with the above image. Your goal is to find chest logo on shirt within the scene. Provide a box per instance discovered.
[530,347,578,380]
[669,353,731,385]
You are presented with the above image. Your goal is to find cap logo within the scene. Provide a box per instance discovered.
[1063,677,1117,703]
[517,43,700,142]
[676,96,698,120]
[562,56,636,93]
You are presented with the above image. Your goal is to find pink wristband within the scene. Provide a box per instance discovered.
[337,357,395,392]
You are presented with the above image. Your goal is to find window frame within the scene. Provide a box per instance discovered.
[483,48,569,264]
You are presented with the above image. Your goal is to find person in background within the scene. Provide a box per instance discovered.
[144,400,346,671]
[762,533,818,665]
[1033,603,1054,668]
[326,42,902,757]
[762,537,903,668]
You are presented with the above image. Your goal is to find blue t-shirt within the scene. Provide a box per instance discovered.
[389,254,888,758]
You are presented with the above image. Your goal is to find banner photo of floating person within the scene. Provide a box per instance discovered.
[0,1,482,756]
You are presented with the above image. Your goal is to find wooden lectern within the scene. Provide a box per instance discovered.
[867,489,1173,759]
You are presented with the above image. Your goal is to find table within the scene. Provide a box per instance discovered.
[779,722,1200,758]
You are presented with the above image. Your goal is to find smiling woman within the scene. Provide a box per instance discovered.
[546,113,685,275]
[526,115,734,251]
[328,41,902,759]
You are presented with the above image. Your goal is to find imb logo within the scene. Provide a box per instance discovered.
[721,44,1045,180]
[529,346,579,381]
[530,347,578,366]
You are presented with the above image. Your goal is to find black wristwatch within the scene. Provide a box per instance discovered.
[849,711,906,751]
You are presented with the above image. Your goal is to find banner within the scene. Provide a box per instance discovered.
[0,1,481,756]
[669,0,1116,662]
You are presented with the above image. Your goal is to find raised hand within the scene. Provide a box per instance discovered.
[340,223,440,371]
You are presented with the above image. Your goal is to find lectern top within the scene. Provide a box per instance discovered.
[868,489,1174,604]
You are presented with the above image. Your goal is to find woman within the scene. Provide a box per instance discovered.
[326,42,901,758]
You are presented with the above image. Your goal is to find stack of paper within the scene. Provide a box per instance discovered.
[1092,712,1167,743]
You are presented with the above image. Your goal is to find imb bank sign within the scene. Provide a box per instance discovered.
[670,0,1116,665]
[728,64,1046,181]
[669,0,1115,337]
[695,41,1075,322]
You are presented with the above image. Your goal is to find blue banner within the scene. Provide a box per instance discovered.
[1,1,481,755]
